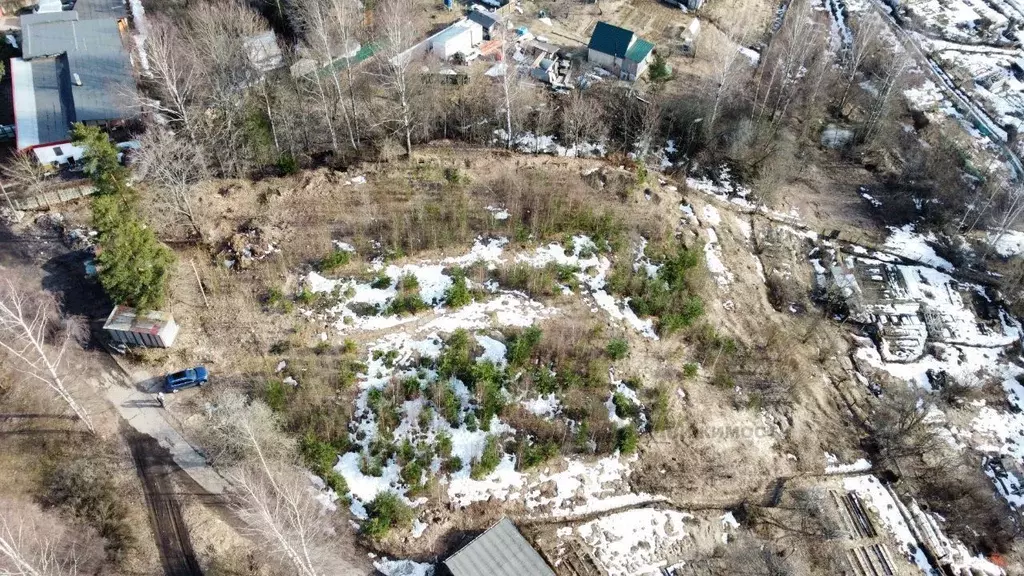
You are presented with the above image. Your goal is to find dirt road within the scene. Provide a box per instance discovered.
[127,428,206,576]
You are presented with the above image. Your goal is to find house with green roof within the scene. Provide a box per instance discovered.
[587,21,655,81]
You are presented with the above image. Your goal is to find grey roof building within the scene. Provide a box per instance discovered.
[467,10,502,39]
[68,0,128,22]
[442,518,555,576]
[12,11,137,150]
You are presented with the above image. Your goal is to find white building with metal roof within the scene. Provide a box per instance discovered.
[11,9,138,164]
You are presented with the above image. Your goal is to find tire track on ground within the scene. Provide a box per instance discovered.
[127,429,204,576]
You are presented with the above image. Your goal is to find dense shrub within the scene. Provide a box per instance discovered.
[616,424,639,454]
[470,435,502,479]
[432,381,461,426]
[517,438,559,470]
[264,379,288,412]
[606,337,629,360]
[43,457,134,561]
[362,492,414,539]
[506,326,543,367]
[444,268,472,308]
[300,433,348,496]
[495,263,560,297]
[612,392,640,419]
[683,363,699,379]
[318,249,351,272]
[437,329,474,382]
[608,243,704,335]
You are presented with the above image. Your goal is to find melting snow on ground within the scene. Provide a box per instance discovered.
[374,558,434,576]
[985,229,1024,257]
[883,225,953,271]
[576,508,692,575]
[304,235,660,339]
[704,228,733,288]
[844,475,936,573]
[824,452,872,474]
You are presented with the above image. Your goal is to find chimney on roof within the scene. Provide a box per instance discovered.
[72,73,82,86]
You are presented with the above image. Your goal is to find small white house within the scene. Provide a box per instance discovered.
[430,21,483,60]
[103,306,180,348]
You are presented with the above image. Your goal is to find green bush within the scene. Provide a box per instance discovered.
[436,432,453,459]
[418,406,434,430]
[299,433,348,496]
[683,363,699,379]
[606,338,629,360]
[401,377,422,400]
[400,460,423,488]
[362,492,414,539]
[264,379,288,412]
[360,453,383,477]
[616,424,639,454]
[496,263,560,298]
[437,329,473,381]
[386,292,427,316]
[370,273,392,289]
[506,326,543,367]
[398,438,415,465]
[296,287,317,306]
[277,153,299,175]
[433,381,461,426]
[398,273,419,290]
[319,249,351,272]
[265,287,294,313]
[533,368,558,394]
[444,268,472,308]
[445,455,464,473]
[477,377,506,429]
[647,51,672,83]
[648,387,670,432]
[574,419,592,453]
[366,388,400,435]
[608,243,704,336]
[612,392,639,419]
[518,438,558,470]
[470,435,502,479]
[342,339,358,354]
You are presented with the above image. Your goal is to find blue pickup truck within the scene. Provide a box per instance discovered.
[164,366,209,393]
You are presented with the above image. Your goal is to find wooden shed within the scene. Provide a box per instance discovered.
[102,306,180,348]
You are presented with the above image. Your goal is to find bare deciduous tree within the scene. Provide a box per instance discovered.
[132,129,208,240]
[141,18,202,143]
[495,27,526,149]
[560,91,606,150]
[1,152,53,194]
[701,21,751,143]
[185,0,271,176]
[374,0,417,157]
[859,50,910,145]
[836,14,882,113]
[190,387,294,467]
[0,500,103,576]
[0,278,93,434]
[293,0,349,151]
[231,462,342,576]
[984,182,1024,258]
